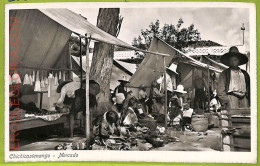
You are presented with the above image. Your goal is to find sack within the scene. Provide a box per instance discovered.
[115,88,125,104]
[183,108,194,118]
[116,93,125,104]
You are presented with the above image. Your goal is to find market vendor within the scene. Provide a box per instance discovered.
[168,85,192,129]
[194,75,207,109]
[93,111,121,139]
[217,46,250,109]
[157,72,173,105]
[146,81,164,114]
[151,96,166,123]
[138,87,148,113]
[209,90,221,112]
[56,79,100,137]
[113,80,130,112]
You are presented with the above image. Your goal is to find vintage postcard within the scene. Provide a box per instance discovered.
[5,2,257,163]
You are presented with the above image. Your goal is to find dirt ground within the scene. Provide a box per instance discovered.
[14,125,222,151]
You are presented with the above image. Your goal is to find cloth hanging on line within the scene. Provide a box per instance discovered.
[54,73,58,86]
[59,71,62,80]
[34,71,41,91]
[29,74,33,85]
[47,72,53,98]
[62,71,66,81]
[32,70,35,83]
[41,75,45,88]
[11,72,22,84]
[44,76,48,85]
[23,74,30,85]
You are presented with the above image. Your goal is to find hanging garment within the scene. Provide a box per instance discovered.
[32,70,35,82]
[49,72,53,78]
[29,74,33,85]
[41,75,45,88]
[44,76,48,85]
[59,71,62,80]
[34,71,41,91]
[48,78,51,97]
[11,72,22,84]
[63,71,66,81]
[47,73,53,97]
[54,73,58,86]
[23,74,30,85]
[9,75,12,85]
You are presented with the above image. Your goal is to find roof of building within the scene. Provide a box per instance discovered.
[185,40,222,48]
[71,53,136,76]
[184,45,246,56]
[113,51,137,60]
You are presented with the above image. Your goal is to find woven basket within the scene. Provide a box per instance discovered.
[191,114,208,132]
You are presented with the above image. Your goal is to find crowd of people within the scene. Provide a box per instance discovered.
[54,46,250,141]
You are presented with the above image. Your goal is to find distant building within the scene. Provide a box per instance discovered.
[71,53,137,90]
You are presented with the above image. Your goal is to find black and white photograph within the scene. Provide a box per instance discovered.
[5,2,257,163]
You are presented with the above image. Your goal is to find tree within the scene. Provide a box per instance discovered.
[90,8,121,115]
[132,18,201,51]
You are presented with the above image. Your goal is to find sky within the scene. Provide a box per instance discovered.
[72,7,250,51]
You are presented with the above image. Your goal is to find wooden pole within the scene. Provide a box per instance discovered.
[163,57,168,128]
[79,37,83,89]
[85,37,91,145]
[207,65,210,112]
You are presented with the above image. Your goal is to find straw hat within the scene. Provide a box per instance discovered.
[174,85,187,94]
[56,80,73,93]
[220,46,248,66]
[118,79,130,83]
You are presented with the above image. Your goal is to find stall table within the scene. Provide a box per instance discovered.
[10,114,69,131]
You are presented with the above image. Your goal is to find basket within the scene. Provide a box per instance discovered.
[191,114,208,132]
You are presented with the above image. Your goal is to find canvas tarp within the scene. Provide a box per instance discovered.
[39,8,168,57]
[9,9,72,80]
[201,55,228,70]
[127,37,177,88]
[127,37,222,88]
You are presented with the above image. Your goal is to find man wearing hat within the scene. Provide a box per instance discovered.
[113,80,129,98]
[112,79,130,112]
[217,46,250,109]
[168,85,190,129]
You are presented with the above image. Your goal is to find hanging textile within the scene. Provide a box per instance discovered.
[29,74,33,85]
[34,71,41,91]
[62,71,66,81]
[41,75,45,88]
[54,72,58,86]
[59,71,62,80]
[11,72,22,84]
[44,76,49,85]
[32,70,36,83]
[48,72,53,98]
[23,74,30,85]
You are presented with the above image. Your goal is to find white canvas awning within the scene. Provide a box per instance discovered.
[39,8,168,57]
[127,37,222,88]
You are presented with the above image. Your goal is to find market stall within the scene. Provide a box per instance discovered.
[9,10,75,134]
[9,9,170,148]
[127,37,223,127]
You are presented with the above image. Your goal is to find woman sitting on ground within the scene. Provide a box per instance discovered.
[122,97,138,131]
[92,111,121,139]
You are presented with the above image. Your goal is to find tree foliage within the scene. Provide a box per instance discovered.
[132,19,201,51]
